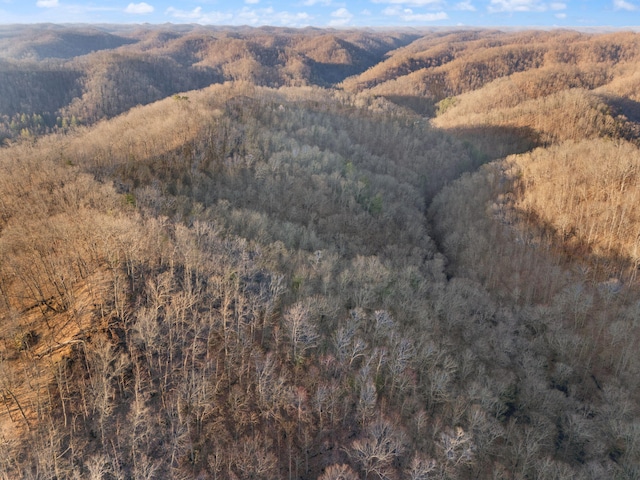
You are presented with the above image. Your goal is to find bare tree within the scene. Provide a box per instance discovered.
[318,463,360,480]
[405,454,438,480]
[234,435,278,480]
[349,418,406,479]
[283,302,318,363]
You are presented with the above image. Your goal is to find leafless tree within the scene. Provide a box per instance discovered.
[349,418,406,479]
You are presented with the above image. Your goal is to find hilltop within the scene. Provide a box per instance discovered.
[0,25,639,480]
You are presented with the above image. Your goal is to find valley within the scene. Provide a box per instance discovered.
[0,24,639,479]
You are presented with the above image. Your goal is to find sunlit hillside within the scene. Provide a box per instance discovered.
[1,25,640,480]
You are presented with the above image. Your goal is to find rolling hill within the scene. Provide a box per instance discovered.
[0,24,639,480]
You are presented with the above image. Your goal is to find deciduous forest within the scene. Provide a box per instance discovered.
[0,24,639,479]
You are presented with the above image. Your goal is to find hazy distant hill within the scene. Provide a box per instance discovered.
[0,25,136,60]
[344,30,640,113]
[0,25,418,125]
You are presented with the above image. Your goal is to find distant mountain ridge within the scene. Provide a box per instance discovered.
[0,24,418,125]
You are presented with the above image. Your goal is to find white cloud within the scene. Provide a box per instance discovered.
[403,9,448,20]
[488,0,572,13]
[614,0,638,11]
[36,0,59,7]
[166,6,201,19]
[166,6,311,26]
[382,6,401,15]
[383,6,448,21]
[455,1,476,10]
[237,7,312,26]
[555,12,566,18]
[235,6,264,24]
[303,0,332,5]
[166,6,233,22]
[373,0,444,6]
[329,7,353,25]
[245,0,259,4]
[488,0,547,12]
[125,2,154,14]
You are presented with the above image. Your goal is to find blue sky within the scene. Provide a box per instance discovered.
[1,0,639,27]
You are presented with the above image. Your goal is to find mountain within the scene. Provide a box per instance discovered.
[0,25,418,130]
[0,25,639,480]
[0,24,136,60]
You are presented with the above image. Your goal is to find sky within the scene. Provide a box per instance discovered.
[0,0,639,28]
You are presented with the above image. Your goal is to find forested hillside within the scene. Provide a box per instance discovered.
[0,25,640,480]
[0,24,417,140]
